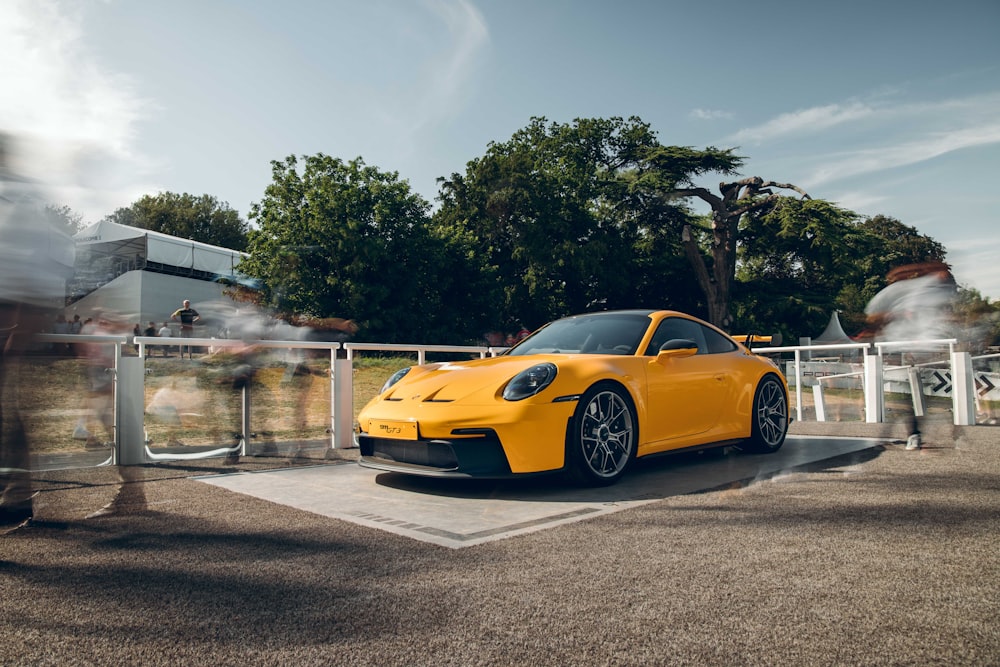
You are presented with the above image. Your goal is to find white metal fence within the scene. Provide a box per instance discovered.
[29,333,995,469]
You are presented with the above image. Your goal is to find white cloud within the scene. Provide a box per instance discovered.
[406,0,489,133]
[690,108,733,121]
[828,190,889,213]
[730,92,1000,147]
[730,101,875,143]
[803,122,1000,187]
[0,0,153,219]
[730,92,1000,188]
[943,237,1000,300]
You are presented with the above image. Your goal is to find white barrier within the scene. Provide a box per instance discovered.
[33,333,991,468]
[755,338,991,427]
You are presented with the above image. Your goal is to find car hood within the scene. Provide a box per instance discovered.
[383,356,559,403]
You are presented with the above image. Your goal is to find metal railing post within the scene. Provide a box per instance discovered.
[116,355,147,465]
[864,348,884,423]
[240,376,251,455]
[332,356,354,448]
[907,366,926,418]
[951,351,975,426]
[793,349,803,422]
[329,347,337,448]
[812,383,827,422]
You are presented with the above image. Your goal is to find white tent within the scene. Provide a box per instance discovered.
[68,221,251,329]
[814,310,855,345]
[74,220,246,278]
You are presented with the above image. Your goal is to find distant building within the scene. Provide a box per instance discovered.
[67,221,251,330]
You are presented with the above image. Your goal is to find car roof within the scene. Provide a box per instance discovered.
[560,309,685,319]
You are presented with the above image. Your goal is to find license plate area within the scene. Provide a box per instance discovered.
[369,419,418,440]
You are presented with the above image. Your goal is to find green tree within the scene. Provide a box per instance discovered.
[240,154,453,342]
[835,215,948,333]
[733,204,951,340]
[954,287,1000,350]
[43,204,85,236]
[435,116,699,332]
[104,192,249,250]
[736,199,866,339]
[634,146,811,328]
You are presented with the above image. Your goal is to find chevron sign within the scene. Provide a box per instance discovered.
[923,371,1000,400]
[929,370,951,395]
[976,373,997,399]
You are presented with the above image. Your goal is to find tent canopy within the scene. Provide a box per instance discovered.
[74,220,246,278]
[814,310,854,345]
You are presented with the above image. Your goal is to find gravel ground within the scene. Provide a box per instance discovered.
[1,420,998,666]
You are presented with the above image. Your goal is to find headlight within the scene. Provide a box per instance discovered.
[502,363,557,401]
[380,367,411,394]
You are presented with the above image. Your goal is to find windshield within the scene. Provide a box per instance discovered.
[506,313,651,356]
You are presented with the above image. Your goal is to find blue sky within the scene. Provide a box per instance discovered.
[3,0,999,299]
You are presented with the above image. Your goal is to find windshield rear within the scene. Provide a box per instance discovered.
[506,313,651,356]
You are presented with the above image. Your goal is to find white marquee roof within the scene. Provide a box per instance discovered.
[74,220,247,277]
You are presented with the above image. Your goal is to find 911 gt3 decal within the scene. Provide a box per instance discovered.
[370,420,418,440]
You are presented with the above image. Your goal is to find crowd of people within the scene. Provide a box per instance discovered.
[48,298,203,359]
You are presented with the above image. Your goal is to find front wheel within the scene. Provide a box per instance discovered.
[566,384,637,486]
[743,374,788,453]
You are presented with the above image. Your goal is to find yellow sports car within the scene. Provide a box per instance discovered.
[357,309,788,485]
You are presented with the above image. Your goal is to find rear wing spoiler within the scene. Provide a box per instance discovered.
[732,333,783,348]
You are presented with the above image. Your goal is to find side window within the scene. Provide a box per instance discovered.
[646,318,737,355]
[701,324,737,354]
[645,318,706,355]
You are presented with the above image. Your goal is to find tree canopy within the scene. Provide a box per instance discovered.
[43,204,85,236]
[434,116,701,333]
[631,145,812,328]
[100,116,988,346]
[239,154,458,342]
[104,192,249,250]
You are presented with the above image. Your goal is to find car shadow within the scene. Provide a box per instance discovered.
[372,436,885,505]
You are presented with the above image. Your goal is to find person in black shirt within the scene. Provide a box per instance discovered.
[171,299,200,359]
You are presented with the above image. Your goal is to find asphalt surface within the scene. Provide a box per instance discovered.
[1,419,998,666]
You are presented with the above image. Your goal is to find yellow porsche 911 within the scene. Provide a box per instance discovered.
[357,309,789,486]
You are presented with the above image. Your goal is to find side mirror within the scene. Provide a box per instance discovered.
[654,338,698,364]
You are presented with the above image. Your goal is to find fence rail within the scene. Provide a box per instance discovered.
[29,334,992,469]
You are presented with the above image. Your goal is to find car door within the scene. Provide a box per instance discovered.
[642,317,734,447]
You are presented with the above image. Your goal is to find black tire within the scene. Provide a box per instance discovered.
[744,374,788,453]
[567,383,637,486]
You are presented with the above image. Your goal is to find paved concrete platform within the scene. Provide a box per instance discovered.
[197,435,878,548]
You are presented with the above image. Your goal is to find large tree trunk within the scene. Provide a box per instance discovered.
[675,178,810,329]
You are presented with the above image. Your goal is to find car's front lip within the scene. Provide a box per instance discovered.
[359,429,525,478]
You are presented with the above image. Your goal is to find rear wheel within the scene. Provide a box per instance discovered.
[744,374,788,453]
[567,384,636,486]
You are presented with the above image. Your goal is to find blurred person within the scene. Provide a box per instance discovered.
[53,313,69,333]
[200,297,273,465]
[157,321,173,356]
[68,313,83,355]
[74,314,117,450]
[80,311,149,519]
[142,321,157,357]
[171,299,200,359]
[864,261,957,450]
[0,133,75,532]
[279,317,354,458]
[52,313,70,354]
